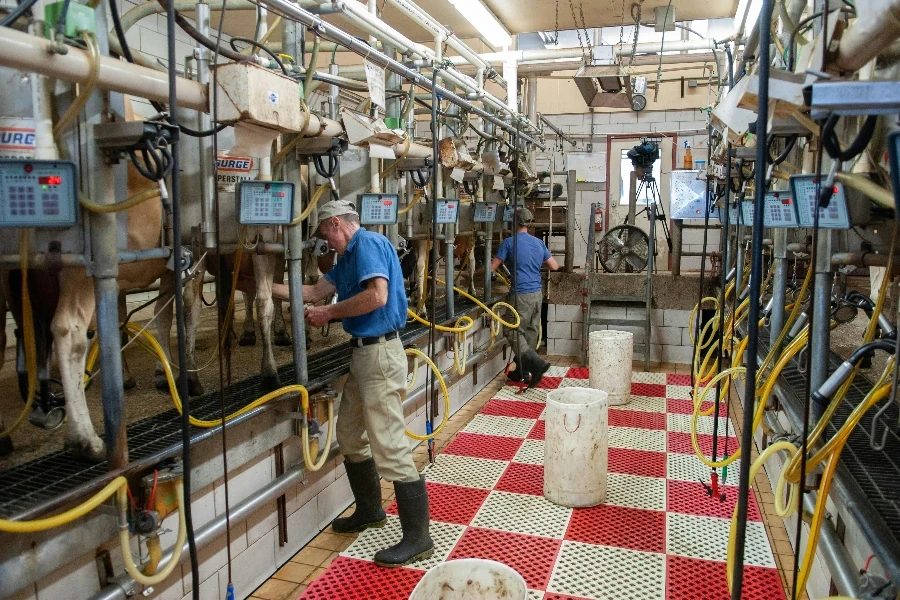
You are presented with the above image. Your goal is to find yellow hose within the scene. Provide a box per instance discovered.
[119,480,187,586]
[398,189,424,215]
[54,32,100,141]
[0,476,127,532]
[0,232,37,438]
[290,183,329,225]
[404,347,450,441]
[79,188,161,214]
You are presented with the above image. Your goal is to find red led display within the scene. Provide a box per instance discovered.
[38,175,62,185]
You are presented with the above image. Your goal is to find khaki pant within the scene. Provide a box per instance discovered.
[336,336,420,483]
[505,291,543,359]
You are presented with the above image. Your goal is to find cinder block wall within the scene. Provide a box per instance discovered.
[545,303,696,364]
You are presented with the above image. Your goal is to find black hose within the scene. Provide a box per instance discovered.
[109,0,226,138]
[156,0,247,63]
[426,67,440,463]
[847,339,896,364]
[768,135,797,166]
[0,0,39,27]
[228,36,289,75]
[165,0,200,595]
[822,114,878,163]
[731,1,773,598]
[693,121,713,422]
[54,0,71,37]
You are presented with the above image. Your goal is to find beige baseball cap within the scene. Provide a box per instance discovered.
[313,199,359,237]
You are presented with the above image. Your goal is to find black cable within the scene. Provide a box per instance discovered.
[712,143,733,476]
[228,36,289,75]
[731,1,773,598]
[768,135,797,166]
[822,114,878,163]
[0,0,39,27]
[54,0,71,37]
[787,8,852,72]
[694,122,713,448]
[165,0,199,594]
[108,0,226,138]
[156,0,247,63]
[426,67,440,463]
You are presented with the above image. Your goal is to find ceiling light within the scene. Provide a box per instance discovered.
[446,0,512,49]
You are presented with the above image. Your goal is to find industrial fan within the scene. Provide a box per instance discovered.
[596,224,650,273]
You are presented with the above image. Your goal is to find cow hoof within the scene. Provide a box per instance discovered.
[260,374,281,392]
[187,374,205,397]
[0,436,13,457]
[239,331,257,346]
[155,373,171,392]
[124,375,137,391]
[65,434,106,462]
[274,331,292,347]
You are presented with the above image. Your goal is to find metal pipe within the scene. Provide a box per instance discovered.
[831,252,900,268]
[195,1,216,251]
[539,114,577,147]
[526,77,537,171]
[0,26,209,111]
[836,0,900,72]
[285,20,309,385]
[770,228,787,352]
[85,7,129,470]
[384,42,401,246]
[565,170,576,272]
[254,0,543,147]
[810,231,833,421]
[483,109,495,303]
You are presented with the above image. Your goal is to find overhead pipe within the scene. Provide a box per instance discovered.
[0,26,209,111]
[255,0,543,147]
[836,0,900,72]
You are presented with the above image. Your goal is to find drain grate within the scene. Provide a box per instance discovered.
[609,426,666,452]
[667,512,774,567]
[494,462,545,497]
[512,439,545,465]
[423,453,508,490]
[605,473,666,512]
[548,540,666,600]
[565,503,666,553]
[441,432,524,461]
[0,300,477,519]
[608,448,666,479]
[471,490,572,539]
[462,414,537,439]
[480,399,546,420]
[666,555,785,600]
[609,409,666,430]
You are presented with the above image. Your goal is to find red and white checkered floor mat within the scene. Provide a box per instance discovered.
[300,368,785,600]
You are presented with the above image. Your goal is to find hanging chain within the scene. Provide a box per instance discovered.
[628,0,644,67]
[578,5,593,57]
[569,0,589,63]
[618,0,626,47]
[550,0,560,45]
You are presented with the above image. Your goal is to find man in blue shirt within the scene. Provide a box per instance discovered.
[492,207,558,387]
[297,200,433,568]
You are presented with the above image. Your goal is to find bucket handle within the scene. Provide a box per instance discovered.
[564,413,582,433]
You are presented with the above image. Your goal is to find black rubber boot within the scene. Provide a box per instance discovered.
[331,459,387,534]
[523,348,551,389]
[373,477,434,567]
[506,362,526,382]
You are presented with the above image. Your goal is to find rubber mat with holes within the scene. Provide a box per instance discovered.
[299,368,786,600]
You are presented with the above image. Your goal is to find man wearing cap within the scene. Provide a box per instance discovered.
[491,207,558,387]
[269,199,433,567]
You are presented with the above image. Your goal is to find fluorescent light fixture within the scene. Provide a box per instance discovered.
[447,0,512,49]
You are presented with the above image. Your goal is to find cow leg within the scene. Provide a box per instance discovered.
[182,254,206,396]
[239,290,257,346]
[253,253,280,391]
[0,281,11,456]
[154,271,176,392]
[272,256,291,346]
[53,270,105,461]
[466,239,477,296]
[117,292,136,390]
[415,239,428,317]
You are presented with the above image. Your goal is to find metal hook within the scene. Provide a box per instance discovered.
[868,398,893,452]
[796,347,808,374]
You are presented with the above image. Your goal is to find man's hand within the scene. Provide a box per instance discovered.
[305,304,333,328]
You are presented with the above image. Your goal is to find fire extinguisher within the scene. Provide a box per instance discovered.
[593,206,603,231]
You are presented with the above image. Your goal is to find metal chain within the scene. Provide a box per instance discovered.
[578,5,592,56]
[550,0,560,45]
[628,0,644,67]
[569,0,589,63]
[618,0,626,46]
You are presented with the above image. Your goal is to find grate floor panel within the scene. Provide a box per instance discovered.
[297,366,786,600]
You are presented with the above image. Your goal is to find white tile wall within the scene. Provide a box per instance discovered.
[546,303,696,363]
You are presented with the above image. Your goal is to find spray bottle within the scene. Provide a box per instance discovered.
[683,140,693,169]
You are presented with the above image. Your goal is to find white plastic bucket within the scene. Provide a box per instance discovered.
[589,330,633,406]
[543,387,609,507]
[408,559,527,600]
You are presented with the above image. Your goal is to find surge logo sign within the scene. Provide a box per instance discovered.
[0,118,36,159]
[216,155,255,192]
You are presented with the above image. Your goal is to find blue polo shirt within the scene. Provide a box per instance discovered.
[323,228,408,338]
[496,232,551,294]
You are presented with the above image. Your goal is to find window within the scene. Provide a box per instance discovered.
[619,149,662,206]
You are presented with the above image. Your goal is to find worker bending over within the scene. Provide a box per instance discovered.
[297,200,432,567]
[491,207,558,387]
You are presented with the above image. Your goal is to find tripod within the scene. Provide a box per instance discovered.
[633,173,672,253]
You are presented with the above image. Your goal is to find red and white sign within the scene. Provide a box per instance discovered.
[216,155,255,192]
[0,118,36,160]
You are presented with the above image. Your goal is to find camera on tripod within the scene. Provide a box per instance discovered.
[627,139,660,171]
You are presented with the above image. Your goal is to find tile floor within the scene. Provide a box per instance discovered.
[249,358,801,600]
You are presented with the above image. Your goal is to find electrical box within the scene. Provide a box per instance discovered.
[764,192,798,227]
[741,200,754,226]
[0,160,78,228]
[789,175,866,229]
[435,199,459,224]
[44,1,96,38]
[473,202,499,223]
[503,205,514,223]
[237,180,294,225]
[214,62,303,132]
[359,193,399,225]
